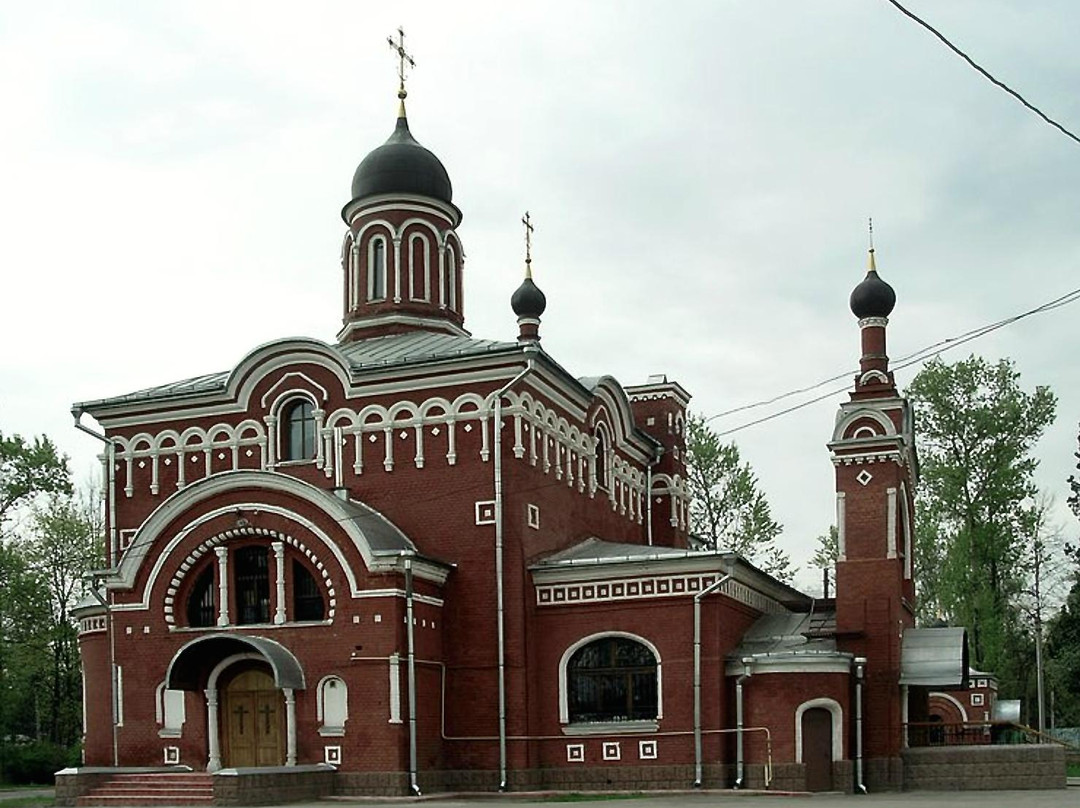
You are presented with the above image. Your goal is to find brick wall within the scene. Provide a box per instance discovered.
[902,745,1065,790]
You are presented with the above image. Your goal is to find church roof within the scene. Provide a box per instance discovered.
[75,332,518,410]
[729,611,840,659]
[531,537,713,567]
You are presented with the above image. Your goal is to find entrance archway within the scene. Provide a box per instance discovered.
[165,635,305,770]
[222,665,283,767]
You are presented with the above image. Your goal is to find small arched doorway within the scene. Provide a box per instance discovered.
[801,707,833,792]
[221,664,284,768]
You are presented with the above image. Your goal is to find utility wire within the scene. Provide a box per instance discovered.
[711,285,1080,437]
[885,0,1080,147]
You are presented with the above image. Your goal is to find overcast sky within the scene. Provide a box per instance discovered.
[2,2,1078,592]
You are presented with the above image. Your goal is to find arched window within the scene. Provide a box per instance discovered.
[567,636,657,723]
[369,237,387,301]
[594,427,610,490]
[235,546,270,625]
[283,399,316,461]
[293,560,325,621]
[186,566,216,627]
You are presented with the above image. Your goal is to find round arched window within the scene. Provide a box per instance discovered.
[567,636,657,723]
[282,400,316,461]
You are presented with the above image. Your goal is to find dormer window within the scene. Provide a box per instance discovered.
[283,399,316,461]
[369,237,387,301]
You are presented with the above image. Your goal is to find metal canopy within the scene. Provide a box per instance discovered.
[165,634,306,692]
[899,626,969,687]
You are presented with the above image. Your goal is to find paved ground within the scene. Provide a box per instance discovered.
[0,789,53,802]
[315,790,1080,808]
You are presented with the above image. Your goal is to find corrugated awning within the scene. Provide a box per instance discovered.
[166,634,306,691]
[899,626,969,687]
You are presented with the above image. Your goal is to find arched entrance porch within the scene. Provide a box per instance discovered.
[165,634,306,771]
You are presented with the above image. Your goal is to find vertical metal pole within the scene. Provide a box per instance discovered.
[855,657,867,794]
[405,558,420,795]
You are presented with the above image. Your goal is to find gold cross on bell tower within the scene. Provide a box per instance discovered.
[387,27,415,115]
[522,211,535,279]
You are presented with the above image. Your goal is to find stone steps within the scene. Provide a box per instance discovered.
[76,773,215,806]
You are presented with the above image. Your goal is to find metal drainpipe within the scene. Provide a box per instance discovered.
[735,659,752,789]
[492,353,537,791]
[645,453,659,546]
[855,657,867,794]
[693,566,733,787]
[405,556,421,796]
[72,409,120,767]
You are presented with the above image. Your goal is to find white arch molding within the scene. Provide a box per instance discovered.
[794,697,844,763]
[557,631,663,725]
[928,691,969,723]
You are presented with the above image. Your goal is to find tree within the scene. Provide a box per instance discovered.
[906,356,1056,687]
[1069,424,1079,524]
[685,414,793,581]
[810,526,838,597]
[27,490,101,747]
[0,433,70,534]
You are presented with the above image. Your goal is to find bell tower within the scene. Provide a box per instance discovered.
[830,236,918,782]
[338,29,467,343]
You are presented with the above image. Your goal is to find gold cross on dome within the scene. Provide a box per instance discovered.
[387,27,415,101]
[522,211,535,278]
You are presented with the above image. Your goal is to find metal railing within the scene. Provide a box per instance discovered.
[906,720,1080,749]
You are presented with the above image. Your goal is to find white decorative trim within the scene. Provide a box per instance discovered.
[316,675,348,736]
[971,692,985,707]
[858,316,889,328]
[602,742,621,761]
[537,572,783,615]
[557,632,662,725]
[566,743,585,763]
[836,492,846,562]
[794,698,843,764]
[388,654,402,724]
[527,503,540,530]
[856,470,873,486]
[858,369,891,387]
[886,487,898,559]
[164,746,180,765]
[324,745,342,766]
[79,615,107,635]
[475,500,496,525]
[929,691,969,723]
[639,740,658,760]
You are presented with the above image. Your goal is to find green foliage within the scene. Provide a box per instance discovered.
[1069,424,1079,524]
[685,414,793,581]
[906,356,1056,689]
[1045,576,1080,726]
[810,526,839,597]
[0,433,70,532]
[0,741,79,785]
[0,429,94,783]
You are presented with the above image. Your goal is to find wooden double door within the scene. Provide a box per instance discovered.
[222,667,283,768]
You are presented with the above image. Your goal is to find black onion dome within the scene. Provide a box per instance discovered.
[350,115,453,204]
[849,266,896,319]
[511,277,547,319]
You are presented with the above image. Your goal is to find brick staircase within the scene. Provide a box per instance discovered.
[76,773,215,806]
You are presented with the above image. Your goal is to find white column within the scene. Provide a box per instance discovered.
[836,492,847,561]
[215,546,230,626]
[265,415,278,468]
[273,541,286,625]
[388,653,402,724]
[284,688,297,766]
[392,237,402,303]
[886,487,898,558]
[205,689,221,772]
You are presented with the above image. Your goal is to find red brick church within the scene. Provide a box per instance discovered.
[68,44,967,799]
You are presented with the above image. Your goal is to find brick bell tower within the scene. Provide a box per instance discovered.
[829,237,918,786]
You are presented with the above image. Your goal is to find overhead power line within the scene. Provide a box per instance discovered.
[885,0,1080,147]
[710,285,1080,438]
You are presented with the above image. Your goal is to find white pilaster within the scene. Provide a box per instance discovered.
[273,541,286,625]
[214,546,230,626]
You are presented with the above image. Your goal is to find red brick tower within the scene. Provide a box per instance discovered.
[830,244,918,789]
[338,45,466,342]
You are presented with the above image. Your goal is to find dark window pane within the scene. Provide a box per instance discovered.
[568,637,657,723]
[293,560,325,621]
[235,546,270,625]
[284,400,315,461]
[186,566,216,627]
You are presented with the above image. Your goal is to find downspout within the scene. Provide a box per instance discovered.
[645,453,659,546]
[404,555,421,796]
[693,565,733,787]
[492,351,537,791]
[735,658,753,789]
[72,409,119,768]
[854,657,867,794]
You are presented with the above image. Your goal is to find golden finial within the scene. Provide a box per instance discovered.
[387,27,415,117]
[522,211,535,279]
[867,217,877,272]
